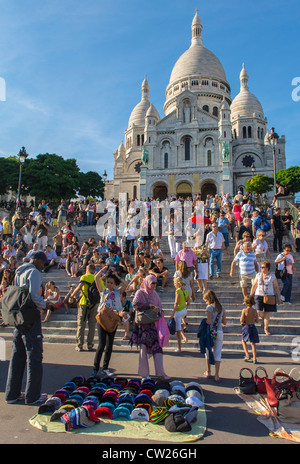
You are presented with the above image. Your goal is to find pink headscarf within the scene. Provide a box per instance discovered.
[133,274,162,308]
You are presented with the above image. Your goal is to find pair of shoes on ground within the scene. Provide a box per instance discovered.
[91,368,113,377]
[6,392,48,405]
[244,356,257,364]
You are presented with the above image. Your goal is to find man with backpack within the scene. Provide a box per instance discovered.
[4,251,49,405]
[70,264,104,352]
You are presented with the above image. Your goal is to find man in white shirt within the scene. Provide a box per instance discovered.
[206,224,225,279]
[43,244,58,273]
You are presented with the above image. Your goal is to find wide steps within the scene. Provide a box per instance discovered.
[1,224,299,355]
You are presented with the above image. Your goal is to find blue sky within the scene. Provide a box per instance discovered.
[0,0,299,180]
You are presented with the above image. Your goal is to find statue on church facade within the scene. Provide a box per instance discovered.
[221,141,229,162]
[141,148,149,166]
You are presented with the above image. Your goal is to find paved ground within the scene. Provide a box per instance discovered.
[0,340,298,446]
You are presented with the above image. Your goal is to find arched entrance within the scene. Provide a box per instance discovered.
[153,183,168,200]
[201,182,217,200]
[176,181,192,199]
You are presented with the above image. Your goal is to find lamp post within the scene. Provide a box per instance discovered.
[16,146,28,210]
[102,170,108,200]
[268,127,279,194]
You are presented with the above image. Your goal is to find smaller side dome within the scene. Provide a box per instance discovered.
[146,103,160,120]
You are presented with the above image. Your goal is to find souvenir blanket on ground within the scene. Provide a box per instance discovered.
[234,387,300,443]
[29,375,206,443]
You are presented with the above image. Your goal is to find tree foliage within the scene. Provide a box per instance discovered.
[0,153,105,202]
[22,153,80,201]
[245,175,274,194]
[276,166,300,194]
[77,171,105,199]
[0,156,20,194]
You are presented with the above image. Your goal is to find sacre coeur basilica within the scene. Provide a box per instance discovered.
[104,10,286,201]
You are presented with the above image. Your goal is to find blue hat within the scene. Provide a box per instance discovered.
[113,406,131,420]
[118,393,135,405]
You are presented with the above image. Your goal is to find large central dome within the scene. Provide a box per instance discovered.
[169,11,227,85]
[164,11,230,115]
[169,46,227,84]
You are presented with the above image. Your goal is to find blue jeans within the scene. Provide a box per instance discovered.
[5,319,43,404]
[281,273,293,303]
[209,249,222,277]
[87,211,94,225]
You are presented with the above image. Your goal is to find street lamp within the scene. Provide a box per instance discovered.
[16,146,29,210]
[268,127,279,194]
[102,170,107,182]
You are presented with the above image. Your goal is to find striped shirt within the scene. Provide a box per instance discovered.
[234,250,257,275]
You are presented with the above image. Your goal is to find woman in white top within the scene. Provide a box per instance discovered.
[252,230,272,269]
[93,272,127,376]
[250,261,281,335]
[42,281,61,322]
[203,290,226,383]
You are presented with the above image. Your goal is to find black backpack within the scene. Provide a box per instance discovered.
[82,280,100,307]
[0,285,40,329]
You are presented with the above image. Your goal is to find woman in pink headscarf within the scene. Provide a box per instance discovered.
[130,275,169,380]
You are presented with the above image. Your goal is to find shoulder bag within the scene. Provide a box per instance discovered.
[135,306,161,325]
[1,285,40,329]
[261,276,276,306]
[275,255,287,280]
[96,305,120,333]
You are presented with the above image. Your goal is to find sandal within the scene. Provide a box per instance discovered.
[204,371,212,378]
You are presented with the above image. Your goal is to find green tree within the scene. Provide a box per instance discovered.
[0,156,20,194]
[22,153,80,202]
[245,175,274,194]
[276,166,300,194]
[77,171,105,199]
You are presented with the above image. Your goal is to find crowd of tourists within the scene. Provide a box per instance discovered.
[1,189,299,406]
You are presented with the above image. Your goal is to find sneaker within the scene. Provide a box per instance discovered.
[26,393,48,406]
[91,369,98,377]
[280,295,285,302]
[103,369,113,376]
[6,392,25,404]
[285,301,292,305]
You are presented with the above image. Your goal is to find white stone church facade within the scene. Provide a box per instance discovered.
[105,11,286,201]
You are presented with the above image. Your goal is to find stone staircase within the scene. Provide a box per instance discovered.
[1,224,299,356]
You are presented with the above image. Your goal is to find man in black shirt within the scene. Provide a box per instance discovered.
[271,207,284,252]
[283,208,296,251]
[236,218,254,242]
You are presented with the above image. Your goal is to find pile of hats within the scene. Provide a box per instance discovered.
[150,380,203,433]
[38,375,203,433]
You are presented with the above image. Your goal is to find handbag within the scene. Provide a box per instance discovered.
[254,367,270,394]
[239,368,256,395]
[264,369,292,407]
[167,317,176,335]
[135,307,161,325]
[96,305,120,333]
[277,394,300,424]
[155,311,170,348]
[275,378,300,424]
